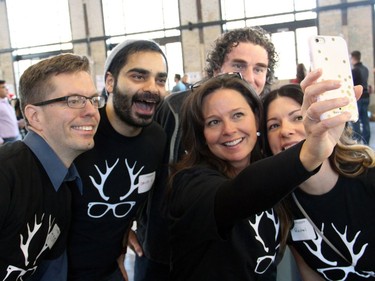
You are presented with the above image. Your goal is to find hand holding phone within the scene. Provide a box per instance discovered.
[309,35,359,122]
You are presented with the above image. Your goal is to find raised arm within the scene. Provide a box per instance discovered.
[298,69,361,171]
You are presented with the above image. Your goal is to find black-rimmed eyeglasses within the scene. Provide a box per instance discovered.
[190,72,244,92]
[33,94,106,109]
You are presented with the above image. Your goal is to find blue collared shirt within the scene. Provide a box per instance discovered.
[23,130,82,281]
[23,130,82,193]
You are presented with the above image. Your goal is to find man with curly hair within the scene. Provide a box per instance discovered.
[205,26,277,95]
[129,27,278,281]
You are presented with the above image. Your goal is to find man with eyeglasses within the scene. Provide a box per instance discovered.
[0,54,101,281]
[127,26,278,281]
[66,39,167,281]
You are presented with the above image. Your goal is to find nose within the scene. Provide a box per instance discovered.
[222,119,236,135]
[142,78,160,94]
[280,121,294,137]
[241,69,256,87]
[82,98,99,116]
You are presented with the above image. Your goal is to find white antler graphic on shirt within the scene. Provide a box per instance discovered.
[34,215,56,263]
[20,215,43,266]
[89,159,119,201]
[303,223,337,266]
[3,265,36,281]
[266,210,280,242]
[119,159,144,201]
[249,210,279,252]
[304,223,375,280]
[250,212,268,251]
[4,214,57,281]
[249,209,280,274]
[87,159,144,218]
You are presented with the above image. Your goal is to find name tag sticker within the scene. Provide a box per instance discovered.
[291,218,316,241]
[46,224,61,248]
[138,172,155,193]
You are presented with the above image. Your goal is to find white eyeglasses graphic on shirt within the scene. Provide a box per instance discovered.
[87,201,136,218]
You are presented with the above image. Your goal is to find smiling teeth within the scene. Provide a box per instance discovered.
[224,138,242,147]
[283,144,297,150]
[75,126,93,131]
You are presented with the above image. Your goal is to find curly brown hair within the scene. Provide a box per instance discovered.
[205,27,278,89]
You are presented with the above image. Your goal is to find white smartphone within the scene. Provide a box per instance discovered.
[308,35,359,122]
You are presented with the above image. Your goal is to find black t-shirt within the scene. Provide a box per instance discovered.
[67,107,166,281]
[289,169,375,280]
[168,142,315,281]
[0,142,71,281]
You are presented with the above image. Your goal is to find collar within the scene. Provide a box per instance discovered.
[23,131,83,193]
[0,98,10,103]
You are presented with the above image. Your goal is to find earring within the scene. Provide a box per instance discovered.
[256,132,261,137]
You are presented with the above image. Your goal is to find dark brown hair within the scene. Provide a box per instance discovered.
[171,73,264,180]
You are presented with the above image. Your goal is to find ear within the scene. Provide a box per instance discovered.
[24,104,43,131]
[105,72,114,94]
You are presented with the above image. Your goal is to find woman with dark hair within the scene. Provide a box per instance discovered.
[263,84,375,280]
[167,70,354,281]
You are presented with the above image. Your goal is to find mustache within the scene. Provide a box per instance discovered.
[132,91,161,104]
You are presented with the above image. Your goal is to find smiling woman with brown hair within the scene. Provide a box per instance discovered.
[166,69,354,281]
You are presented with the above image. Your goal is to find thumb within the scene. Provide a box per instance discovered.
[128,230,144,257]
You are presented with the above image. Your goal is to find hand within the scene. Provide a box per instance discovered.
[18,118,26,129]
[298,69,360,171]
[127,229,144,257]
[117,254,129,281]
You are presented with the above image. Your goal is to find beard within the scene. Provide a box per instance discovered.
[112,85,161,128]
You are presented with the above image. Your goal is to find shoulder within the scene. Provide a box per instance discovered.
[0,141,30,161]
[0,142,38,184]
[164,90,190,110]
[173,166,225,191]
[155,90,190,123]
[358,167,375,186]
[144,121,166,135]
[169,166,226,212]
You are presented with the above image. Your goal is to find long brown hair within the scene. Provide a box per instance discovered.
[262,84,375,252]
[263,84,375,177]
[170,73,264,182]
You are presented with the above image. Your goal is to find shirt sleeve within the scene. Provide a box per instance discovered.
[214,141,318,229]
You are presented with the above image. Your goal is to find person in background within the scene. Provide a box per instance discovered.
[167,70,354,281]
[11,98,27,139]
[171,74,187,93]
[181,74,191,89]
[0,53,102,281]
[350,50,371,144]
[67,39,167,281]
[129,26,278,281]
[0,80,21,144]
[263,83,375,280]
[290,63,306,84]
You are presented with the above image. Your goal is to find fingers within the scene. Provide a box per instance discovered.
[301,70,343,116]
[300,68,322,92]
[127,229,144,257]
[305,96,351,124]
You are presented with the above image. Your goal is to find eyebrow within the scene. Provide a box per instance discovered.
[127,67,168,78]
[266,109,301,123]
[230,59,268,68]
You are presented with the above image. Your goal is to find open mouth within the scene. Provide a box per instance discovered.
[133,93,160,115]
[134,99,157,115]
